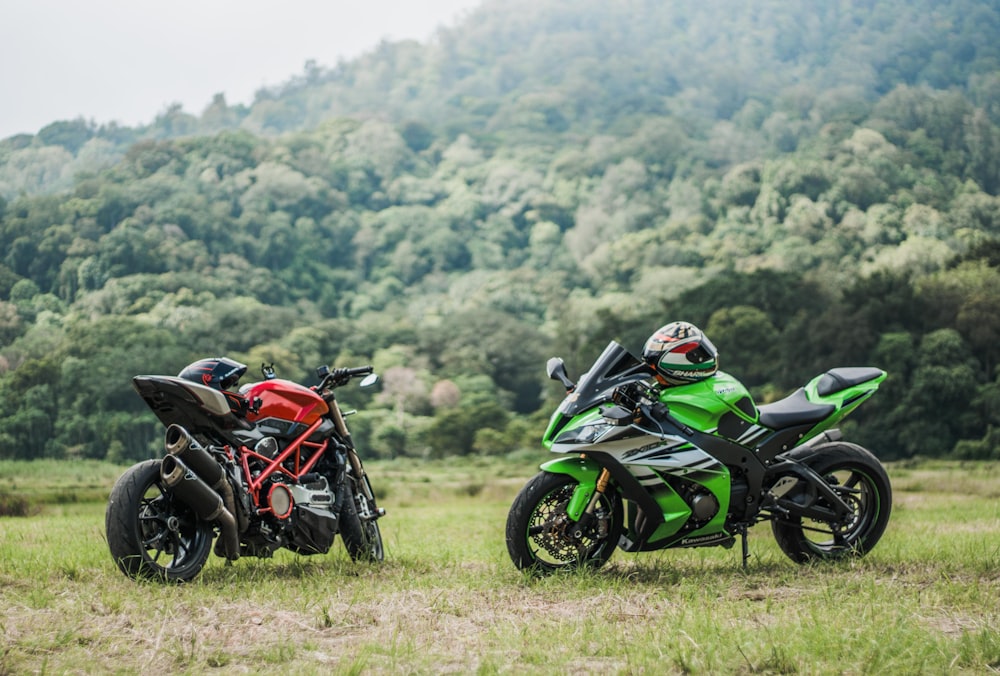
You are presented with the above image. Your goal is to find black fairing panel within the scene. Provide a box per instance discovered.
[289,504,338,554]
[755,424,818,462]
[249,417,335,443]
[558,341,653,417]
[736,396,756,418]
[717,410,753,440]
[133,375,250,440]
[254,417,305,439]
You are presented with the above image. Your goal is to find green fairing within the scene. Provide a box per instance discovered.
[543,371,757,448]
[656,371,757,430]
[644,462,731,543]
[642,481,692,539]
[541,409,596,449]
[800,370,887,442]
[539,455,599,521]
[540,431,732,541]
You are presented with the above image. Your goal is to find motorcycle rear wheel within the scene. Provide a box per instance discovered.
[105,459,213,582]
[770,442,892,563]
[506,471,623,574]
[340,475,384,563]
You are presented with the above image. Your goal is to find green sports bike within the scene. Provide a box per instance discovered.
[506,321,892,572]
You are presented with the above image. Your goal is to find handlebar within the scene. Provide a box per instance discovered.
[608,381,696,437]
[316,364,374,388]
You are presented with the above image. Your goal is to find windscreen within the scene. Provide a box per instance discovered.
[557,341,653,417]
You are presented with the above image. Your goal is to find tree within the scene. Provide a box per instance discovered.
[965,108,1000,194]
[671,269,826,331]
[953,266,1000,376]
[420,309,551,414]
[893,329,980,458]
[376,365,431,425]
[422,400,509,458]
[401,121,435,152]
[0,300,21,344]
[430,379,461,409]
[706,306,779,387]
[37,119,95,154]
[0,146,73,198]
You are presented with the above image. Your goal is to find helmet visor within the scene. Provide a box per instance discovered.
[685,344,714,365]
[670,338,716,366]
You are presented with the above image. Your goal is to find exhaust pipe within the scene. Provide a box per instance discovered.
[160,454,240,560]
[161,426,241,560]
[164,424,247,533]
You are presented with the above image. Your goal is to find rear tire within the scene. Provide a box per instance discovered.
[770,442,892,564]
[506,471,622,574]
[105,460,212,582]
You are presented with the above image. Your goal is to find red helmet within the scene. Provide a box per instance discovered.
[642,322,719,385]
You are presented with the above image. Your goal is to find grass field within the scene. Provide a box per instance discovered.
[1,456,999,674]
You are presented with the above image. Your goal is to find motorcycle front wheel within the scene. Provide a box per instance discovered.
[770,442,892,563]
[340,475,384,563]
[506,471,623,574]
[105,459,213,582]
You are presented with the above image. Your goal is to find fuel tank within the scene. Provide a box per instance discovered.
[241,379,330,439]
[659,371,758,437]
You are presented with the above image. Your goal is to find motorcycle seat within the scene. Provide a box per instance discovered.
[757,388,835,430]
[816,367,884,396]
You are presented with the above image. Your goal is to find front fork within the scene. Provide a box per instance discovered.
[541,456,611,535]
[587,468,612,514]
[327,393,385,521]
[570,468,612,539]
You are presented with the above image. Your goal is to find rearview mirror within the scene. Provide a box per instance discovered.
[546,357,575,390]
[359,373,379,388]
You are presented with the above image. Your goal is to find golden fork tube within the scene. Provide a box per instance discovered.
[584,468,612,514]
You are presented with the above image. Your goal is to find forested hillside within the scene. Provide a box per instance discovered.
[1,0,999,462]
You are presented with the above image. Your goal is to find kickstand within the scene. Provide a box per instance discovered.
[736,525,749,570]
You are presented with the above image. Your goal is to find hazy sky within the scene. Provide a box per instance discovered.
[0,0,483,139]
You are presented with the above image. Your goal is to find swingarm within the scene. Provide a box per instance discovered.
[763,457,855,522]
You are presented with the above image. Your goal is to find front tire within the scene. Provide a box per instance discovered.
[340,475,384,563]
[770,442,892,563]
[105,460,213,582]
[506,471,623,573]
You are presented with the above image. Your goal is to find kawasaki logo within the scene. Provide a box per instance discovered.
[678,533,730,547]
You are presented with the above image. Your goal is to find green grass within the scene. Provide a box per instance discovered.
[0,458,125,511]
[1,457,999,674]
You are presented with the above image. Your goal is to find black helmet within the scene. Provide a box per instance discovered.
[642,321,719,385]
[178,357,247,390]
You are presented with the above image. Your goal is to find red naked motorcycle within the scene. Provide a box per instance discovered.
[105,358,385,582]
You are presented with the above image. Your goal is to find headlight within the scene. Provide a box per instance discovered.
[555,422,613,445]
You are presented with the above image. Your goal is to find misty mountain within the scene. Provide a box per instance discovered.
[1,0,999,462]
